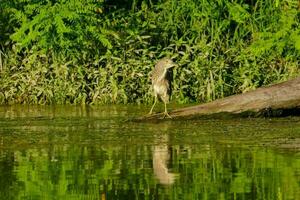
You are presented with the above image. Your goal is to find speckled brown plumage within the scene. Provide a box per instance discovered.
[149,57,177,118]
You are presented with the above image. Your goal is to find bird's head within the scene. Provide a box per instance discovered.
[152,57,178,82]
[158,57,178,69]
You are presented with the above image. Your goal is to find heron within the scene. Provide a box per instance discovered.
[148,57,177,118]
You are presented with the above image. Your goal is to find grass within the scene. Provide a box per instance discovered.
[0,0,299,105]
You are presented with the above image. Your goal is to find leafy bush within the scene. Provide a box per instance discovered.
[0,0,299,104]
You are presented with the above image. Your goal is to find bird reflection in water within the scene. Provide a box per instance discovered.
[153,134,177,185]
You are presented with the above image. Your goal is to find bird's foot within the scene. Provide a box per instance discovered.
[161,112,172,119]
[147,111,153,116]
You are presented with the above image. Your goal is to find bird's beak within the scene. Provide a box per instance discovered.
[168,63,178,69]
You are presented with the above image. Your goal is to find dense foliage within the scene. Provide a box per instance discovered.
[0,0,299,104]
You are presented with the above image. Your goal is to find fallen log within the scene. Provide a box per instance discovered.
[137,76,300,121]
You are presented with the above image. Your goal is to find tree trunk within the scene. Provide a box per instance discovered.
[137,77,300,121]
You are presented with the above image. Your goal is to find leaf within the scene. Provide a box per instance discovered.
[227,3,250,24]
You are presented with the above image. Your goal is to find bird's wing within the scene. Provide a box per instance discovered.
[166,70,173,100]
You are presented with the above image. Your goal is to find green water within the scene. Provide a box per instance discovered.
[0,105,300,200]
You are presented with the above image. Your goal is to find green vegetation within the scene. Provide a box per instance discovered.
[0,0,299,104]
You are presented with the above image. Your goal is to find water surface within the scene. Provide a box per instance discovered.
[0,105,300,200]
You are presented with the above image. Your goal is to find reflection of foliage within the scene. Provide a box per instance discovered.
[1,106,300,199]
[1,145,298,199]
[0,151,18,199]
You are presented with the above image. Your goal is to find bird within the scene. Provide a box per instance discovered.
[148,57,177,118]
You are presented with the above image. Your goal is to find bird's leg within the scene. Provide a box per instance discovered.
[163,102,172,119]
[148,95,157,115]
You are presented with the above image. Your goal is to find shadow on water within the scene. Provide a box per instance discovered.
[0,105,300,200]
